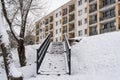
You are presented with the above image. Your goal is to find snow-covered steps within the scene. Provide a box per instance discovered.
[38,42,67,75]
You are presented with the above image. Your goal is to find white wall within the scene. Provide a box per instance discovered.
[76,0,88,37]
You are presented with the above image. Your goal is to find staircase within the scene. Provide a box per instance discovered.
[38,42,68,75]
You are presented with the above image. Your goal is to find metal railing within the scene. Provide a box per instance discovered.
[64,34,71,75]
[37,34,51,74]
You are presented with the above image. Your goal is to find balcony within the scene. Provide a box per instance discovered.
[89,20,97,25]
[69,24,75,32]
[45,19,49,25]
[100,0,115,9]
[100,14,115,21]
[62,17,67,25]
[89,26,98,36]
[89,8,97,13]
[100,26,116,34]
[50,24,53,30]
[69,4,75,13]
[62,8,67,16]
[50,16,53,22]
[69,14,74,22]
[69,33,75,38]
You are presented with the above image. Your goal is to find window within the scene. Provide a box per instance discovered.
[59,11,61,16]
[56,13,58,17]
[78,0,82,6]
[85,7,87,13]
[78,10,82,16]
[60,28,61,32]
[85,0,87,2]
[78,20,82,26]
[56,30,58,34]
[78,30,83,36]
[56,38,58,42]
[56,21,58,26]
[85,18,87,24]
[85,29,87,34]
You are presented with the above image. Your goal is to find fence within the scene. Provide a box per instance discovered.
[37,34,51,74]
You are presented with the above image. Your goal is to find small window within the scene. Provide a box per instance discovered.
[78,30,83,36]
[78,20,82,26]
[56,13,58,17]
[56,21,58,26]
[78,10,82,16]
[85,29,87,34]
[85,7,87,13]
[85,18,87,24]
[78,0,82,6]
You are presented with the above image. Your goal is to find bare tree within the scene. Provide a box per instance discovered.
[0,5,23,80]
[1,0,47,66]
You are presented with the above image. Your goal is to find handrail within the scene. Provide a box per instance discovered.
[37,34,51,74]
[64,34,71,75]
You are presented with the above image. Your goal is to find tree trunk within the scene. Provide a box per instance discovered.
[17,39,26,67]
[1,43,23,80]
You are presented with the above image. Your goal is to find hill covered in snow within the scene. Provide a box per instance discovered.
[0,31,120,80]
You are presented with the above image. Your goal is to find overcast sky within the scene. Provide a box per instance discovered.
[45,0,70,15]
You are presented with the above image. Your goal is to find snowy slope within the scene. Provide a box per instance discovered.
[29,31,120,80]
[1,31,120,80]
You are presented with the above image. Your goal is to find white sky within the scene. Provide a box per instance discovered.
[45,0,70,15]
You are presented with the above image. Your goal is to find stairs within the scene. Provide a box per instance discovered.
[38,42,68,75]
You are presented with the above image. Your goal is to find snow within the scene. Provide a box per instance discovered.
[0,31,120,80]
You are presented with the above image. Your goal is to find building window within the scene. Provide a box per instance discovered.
[56,21,58,26]
[60,28,61,32]
[56,38,58,42]
[56,30,58,34]
[85,29,87,34]
[85,7,87,13]
[78,20,82,26]
[78,10,82,16]
[78,30,83,36]
[59,11,61,16]
[78,0,82,6]
[56,13,58,17]
[85,18,87,24]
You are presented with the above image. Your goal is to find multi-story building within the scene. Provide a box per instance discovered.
[35,0,120,44]
[88,0,120,36]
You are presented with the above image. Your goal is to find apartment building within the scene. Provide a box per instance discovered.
[88,0,120,36]
[35,0,120,44]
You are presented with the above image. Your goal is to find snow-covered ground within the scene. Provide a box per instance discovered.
[0,31,120,80]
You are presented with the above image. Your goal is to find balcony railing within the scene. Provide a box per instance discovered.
[89,20,97,25]
[69,27,74,32]
[100,26,116,34]
[89,8,97,13]
[100,0,115,8]
[100,14,115,21]
[89,0,95,3]
[63,20,67,25]
[89,31,98,36]
[63,30,67,33]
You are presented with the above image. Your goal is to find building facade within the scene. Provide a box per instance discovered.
[35,0,120,44]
